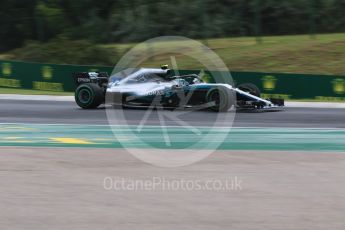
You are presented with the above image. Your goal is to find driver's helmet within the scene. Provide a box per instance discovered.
[161,64,169,70]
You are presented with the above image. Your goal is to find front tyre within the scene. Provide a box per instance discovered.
[75,83,104,109]
[237,83,261,97]
[206,87,233,112]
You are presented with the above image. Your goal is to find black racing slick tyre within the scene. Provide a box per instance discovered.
[206,87,233,112]
[75,83,104,109]
[237,83,261,97]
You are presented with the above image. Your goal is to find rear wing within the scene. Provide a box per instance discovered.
[73,72,109,86]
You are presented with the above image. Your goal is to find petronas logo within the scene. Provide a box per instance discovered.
[2,63,12,76]
[42,66,53,80]
[262,75,276,91]
[332,78,345,95]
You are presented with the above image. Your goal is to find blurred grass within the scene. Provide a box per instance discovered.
[0,87,73,95]
[1,33,344,97]
[3,37,115,66]
[2,33,345,75]
[102,33,345,75]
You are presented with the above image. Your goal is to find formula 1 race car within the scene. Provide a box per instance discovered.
[73,66,284,112]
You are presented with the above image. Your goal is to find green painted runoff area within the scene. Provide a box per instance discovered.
[0,124,344,151]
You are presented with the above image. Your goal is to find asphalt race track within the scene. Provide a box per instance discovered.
[1,99,345,128]
[1,98,345,230]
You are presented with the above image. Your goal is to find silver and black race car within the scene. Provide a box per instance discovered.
[73,66,284,112]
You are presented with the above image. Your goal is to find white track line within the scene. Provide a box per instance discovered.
[0,94,74,101]
[286,101,345,108]
[0,122,345,130]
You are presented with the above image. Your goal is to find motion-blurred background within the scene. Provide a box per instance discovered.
[0,0,344,74]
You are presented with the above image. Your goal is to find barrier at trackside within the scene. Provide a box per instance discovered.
[0,60,112,92]
[0,60,345,101]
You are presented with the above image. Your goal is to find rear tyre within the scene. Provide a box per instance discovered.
[75,83,104,109]
[238,83,261,97]
[206,87,233,112]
